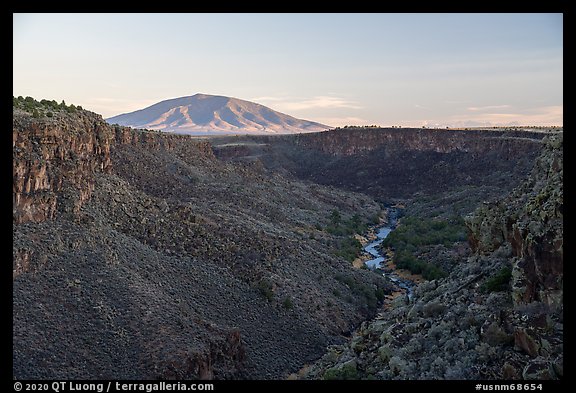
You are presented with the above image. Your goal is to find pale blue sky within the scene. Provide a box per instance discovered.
[13,13,563,127]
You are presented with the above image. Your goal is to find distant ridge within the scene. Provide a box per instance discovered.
[106,93,331,135]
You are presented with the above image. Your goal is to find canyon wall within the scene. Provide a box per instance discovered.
[213,127,549,203]
[466,134,563,310]
[13,110,213,225]
[291,127,546,157]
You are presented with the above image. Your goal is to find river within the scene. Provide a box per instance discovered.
[363,209,415,302]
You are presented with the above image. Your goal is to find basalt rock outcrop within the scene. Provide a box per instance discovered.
[13,109,113,224]
[466,134,563,310]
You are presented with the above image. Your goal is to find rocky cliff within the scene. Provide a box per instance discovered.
[212,127,548,203]
[13,109,113,224]
[13,109,215,226]
[292,127,547,157]
[466,134,563,310]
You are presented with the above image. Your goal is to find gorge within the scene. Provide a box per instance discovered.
[13,99,562,380]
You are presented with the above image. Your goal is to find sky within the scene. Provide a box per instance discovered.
[13,13,563,127]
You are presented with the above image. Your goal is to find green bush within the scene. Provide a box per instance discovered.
[481,267,512,293]
[394,250,446,280]
[382,216,467,251]
[334,273,386,312]
[381,216,467,279]
[13,95,84,116]
[326,225,347,236]
[325,210,370,238]
[282,296,293,310]
[334,237,362,262]
[256,279,274,301]
[330,209,342,225]
[323,363,359,380]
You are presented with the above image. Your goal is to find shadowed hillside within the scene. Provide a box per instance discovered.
[13,103,387,379]
[212,127,548,210]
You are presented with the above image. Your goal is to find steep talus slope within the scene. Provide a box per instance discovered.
[13,107,389,379]
[301,134,562,380]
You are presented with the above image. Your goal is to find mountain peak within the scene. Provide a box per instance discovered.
[106,94,330,135]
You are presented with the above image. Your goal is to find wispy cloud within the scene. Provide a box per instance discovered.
[252,95,362,112]
[444,100,470,105]
[285,96,362,110]
[467,104,511,112]
[250,96,286,102]
[83,97,159,118]
[414,104,430,110]
[419,105,563,128]
[313,116,372,128]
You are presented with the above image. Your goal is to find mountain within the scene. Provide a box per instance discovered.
[106,93,331,135]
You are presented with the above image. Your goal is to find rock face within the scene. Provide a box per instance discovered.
[13,109,217,226]
[466,134,563,310]
[300,135,563,380]
[292,127,545,157]
[13,109,113,224]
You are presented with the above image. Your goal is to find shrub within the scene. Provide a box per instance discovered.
[323,362,358,380]
[282,296,293,310]
[330,209,342,225]
[382,216,467,251]
[334,236,362,262]
[375,287,386,301]
[256,279,274,301]
[381,215,467,279]
[13,95,84,115]
[480,267,512,293]
[394,250,446,280]
[325,210,370,238]
[335,273,386,312]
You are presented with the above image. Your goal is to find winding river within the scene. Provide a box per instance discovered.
[363,209,415,302]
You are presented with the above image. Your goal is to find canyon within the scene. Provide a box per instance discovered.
[13,101,562,380]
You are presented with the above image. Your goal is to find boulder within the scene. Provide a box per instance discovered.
[514,328,540,357]
[522,357,555,380]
